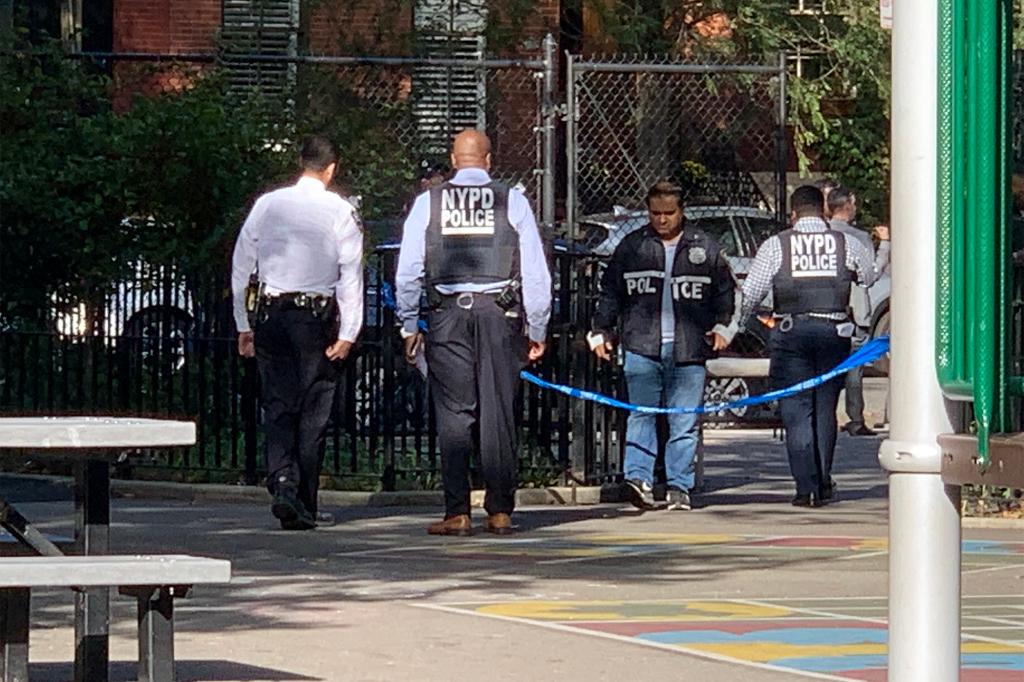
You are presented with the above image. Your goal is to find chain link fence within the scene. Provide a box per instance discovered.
[565,53,788,235]
[90,50,552,231]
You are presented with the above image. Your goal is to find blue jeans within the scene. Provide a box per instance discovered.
[622,343,706,491]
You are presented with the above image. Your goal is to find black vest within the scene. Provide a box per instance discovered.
[424,181,518,288]
[773,227,853,314]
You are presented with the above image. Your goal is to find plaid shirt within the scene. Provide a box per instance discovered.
[740,217,880,321]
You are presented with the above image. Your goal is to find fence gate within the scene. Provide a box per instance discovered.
[564,54,789,235]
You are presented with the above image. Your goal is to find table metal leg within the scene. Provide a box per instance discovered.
[122,586,178,682]
[0,497,63,557]
[74,460,109,682]
[0,588,29,682]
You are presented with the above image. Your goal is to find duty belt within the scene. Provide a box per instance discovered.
[775,312,849,333]
[437,291,521,318]
[262,291,332,309]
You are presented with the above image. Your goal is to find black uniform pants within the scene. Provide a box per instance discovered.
[255,300,341,516]
[844,365,866,427]
[426,295,527,517]
[769,318,851,496]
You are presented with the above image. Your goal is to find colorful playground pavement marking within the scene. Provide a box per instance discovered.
[418,596,1024,681]
[360,531,1024,568]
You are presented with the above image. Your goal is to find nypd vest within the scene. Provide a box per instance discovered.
[773,228,853,314]
[424,181,518,288]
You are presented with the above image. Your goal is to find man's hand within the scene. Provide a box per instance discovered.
[238,332,255,358]
[592,341,614,362]
[403,333,424,365]
[325,340,353,362]
[706,331,729,352]
[528,341,546,363]
[873,225,890,242]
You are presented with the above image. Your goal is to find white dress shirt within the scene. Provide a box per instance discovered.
[231,175,364,342]
[394,168,552,343]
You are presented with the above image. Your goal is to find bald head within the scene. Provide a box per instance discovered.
[451,129,492,171]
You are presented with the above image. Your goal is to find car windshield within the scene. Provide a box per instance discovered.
[746,217,780,246]
[687,216,738,256]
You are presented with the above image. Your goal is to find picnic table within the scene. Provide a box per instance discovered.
[0,417,198,682]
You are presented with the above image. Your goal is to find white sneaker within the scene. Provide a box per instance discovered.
[666,489,691,511]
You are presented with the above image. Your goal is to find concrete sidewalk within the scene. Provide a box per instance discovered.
[1,429,1021,681]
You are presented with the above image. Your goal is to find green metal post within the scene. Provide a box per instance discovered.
[969,0,998,460]
[936,0,971,398]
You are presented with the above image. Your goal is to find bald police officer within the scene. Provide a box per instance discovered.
[740,185,886,507]
[232,135,363,530]
[395,129,551,536]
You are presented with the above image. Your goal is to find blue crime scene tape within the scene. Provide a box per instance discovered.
[520,336,890,415]
[379,280,890,415]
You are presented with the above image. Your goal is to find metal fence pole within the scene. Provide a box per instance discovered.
[776,52,789,223]
[541,33,557,237]
[564,52,577,243]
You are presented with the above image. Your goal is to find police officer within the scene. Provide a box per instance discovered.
[589,181,740,511]
[395,129,551,536]
[826,186,891,437]
[231,135,364,530]
[740,185,886,507]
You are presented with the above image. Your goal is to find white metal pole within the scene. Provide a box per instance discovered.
[881,0,962,679]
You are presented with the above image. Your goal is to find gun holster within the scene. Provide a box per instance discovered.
[245,277,265,328]
[495,279,522,313]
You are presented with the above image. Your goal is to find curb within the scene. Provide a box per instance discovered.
[0,473,612,509]
[960,516,1024,530]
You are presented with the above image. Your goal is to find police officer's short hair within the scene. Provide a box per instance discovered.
[299,135,338,172]
[791,185,825,216]
[827,186,856,215]
[646,181,684,207]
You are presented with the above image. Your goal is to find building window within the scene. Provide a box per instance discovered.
[221,0,299,95]
[788,47,824,80]
[789,0,828,14]
[412,1,488,155]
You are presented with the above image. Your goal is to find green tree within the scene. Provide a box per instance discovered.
[589,0,893,224]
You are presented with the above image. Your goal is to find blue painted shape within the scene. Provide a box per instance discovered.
[774,653,888,672]
[961,540,1018,555]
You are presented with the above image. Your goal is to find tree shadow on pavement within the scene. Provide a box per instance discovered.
[27,660,319,682]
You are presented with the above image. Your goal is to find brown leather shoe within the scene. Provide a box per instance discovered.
[484,513,513,535]
[427,514,472,536]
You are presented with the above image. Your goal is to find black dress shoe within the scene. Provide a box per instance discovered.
[272,490,315,529]
[791,493,822,508]
[844,423,877,437]
[819,481,837,504]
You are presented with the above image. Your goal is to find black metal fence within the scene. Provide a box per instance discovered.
[0,246,777,489]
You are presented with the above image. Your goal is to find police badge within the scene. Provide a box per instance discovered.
[688,246,707,265]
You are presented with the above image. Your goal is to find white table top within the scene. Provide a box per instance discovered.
[0,417,196,449]
[0,555,231,587]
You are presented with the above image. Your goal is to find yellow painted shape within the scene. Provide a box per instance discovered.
[443,546,607,558]
[688,642,887,663]
[962,641,1024,653]
[583,533,741,546]
[475,599,792,622]
[851,538,889,551]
